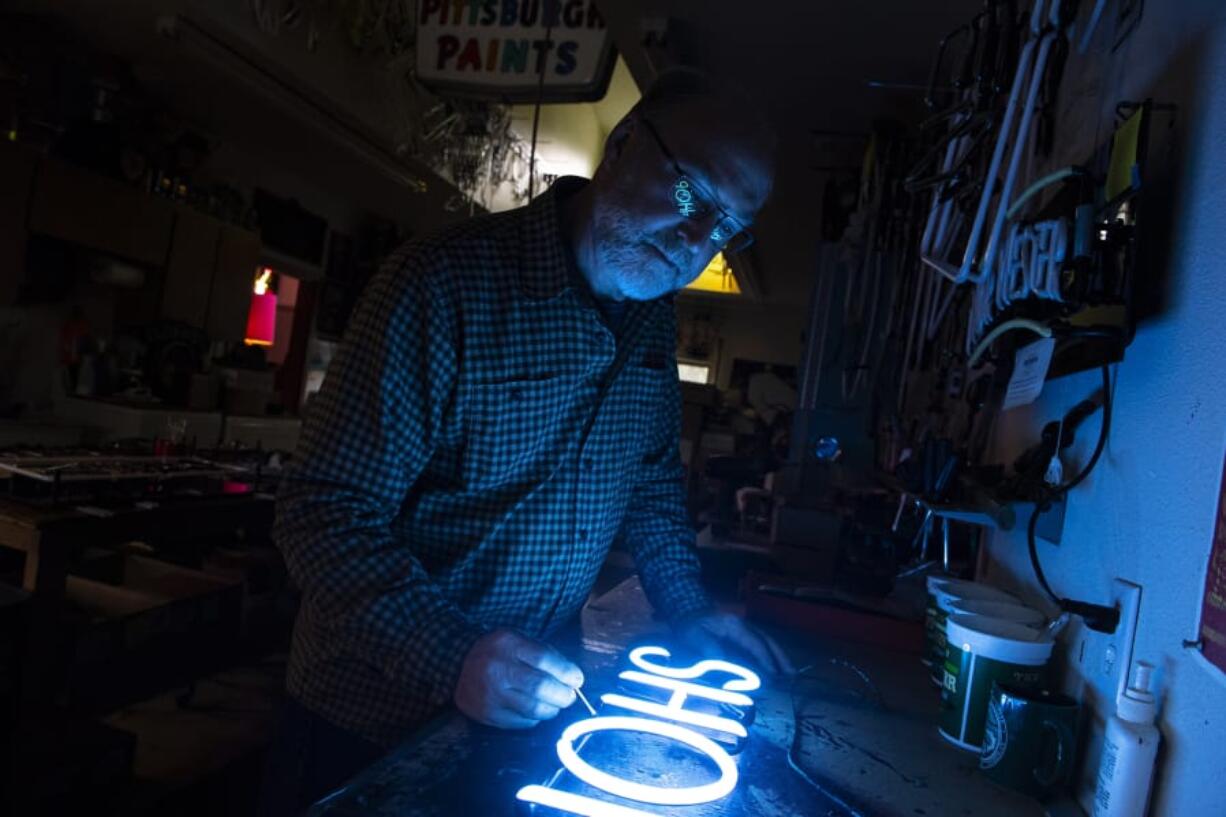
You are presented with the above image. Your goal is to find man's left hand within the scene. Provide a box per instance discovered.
[675,611,795,677]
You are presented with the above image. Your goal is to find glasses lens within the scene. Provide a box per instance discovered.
[710,216,753,252]
[726,230,754,253]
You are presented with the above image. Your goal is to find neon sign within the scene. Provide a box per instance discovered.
[516,646,761,815]
[673,179,698,217]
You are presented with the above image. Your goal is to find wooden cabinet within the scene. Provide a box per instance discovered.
[28,158,174,268]
[5,148,260,342]
[206,225,261,342]
[0,142,39,305]
[160,212,260,343]
[161,207,221,328]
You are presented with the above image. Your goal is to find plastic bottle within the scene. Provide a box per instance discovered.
[1093,660,1161,817]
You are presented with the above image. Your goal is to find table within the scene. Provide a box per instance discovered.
[305,576,1052,817]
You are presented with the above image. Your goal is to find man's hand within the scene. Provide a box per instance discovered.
[676,611,795,677]
[454,629,585,728]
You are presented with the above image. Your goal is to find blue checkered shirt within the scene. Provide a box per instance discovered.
[275,178,712,745]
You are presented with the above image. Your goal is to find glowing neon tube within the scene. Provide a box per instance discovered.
[627,646,761,692]
[600,692,747,738]
[554,716,738,806]
[617,670,755,707]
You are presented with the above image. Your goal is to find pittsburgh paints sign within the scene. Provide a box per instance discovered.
[516,646,761,815]
[416,0,616,102]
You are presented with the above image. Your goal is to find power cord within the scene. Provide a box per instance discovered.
[787,661,878,816]
[1026,363,1120,633]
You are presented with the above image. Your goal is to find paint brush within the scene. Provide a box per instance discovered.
[574,686,597,716]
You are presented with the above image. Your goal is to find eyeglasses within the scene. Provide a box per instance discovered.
[639,118,755,253]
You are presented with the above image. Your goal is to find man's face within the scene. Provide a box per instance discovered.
[589,111,773,301]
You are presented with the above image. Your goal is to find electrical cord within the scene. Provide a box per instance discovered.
[1004,165,1090,221]
[1026,363,1120,632]
[967,317,1052,368]
[787,662,878,816]
[526,19,555,201]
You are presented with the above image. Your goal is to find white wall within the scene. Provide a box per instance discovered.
[982,4,1226,814]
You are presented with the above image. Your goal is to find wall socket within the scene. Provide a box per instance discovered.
[1073,578,1142,813]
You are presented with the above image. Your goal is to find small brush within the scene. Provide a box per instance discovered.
[574,686,597,716]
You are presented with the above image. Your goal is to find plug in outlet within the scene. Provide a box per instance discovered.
[1074,578,1142,814]
[1106,579,1141,699]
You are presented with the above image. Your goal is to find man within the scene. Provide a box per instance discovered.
[263,67,790,814]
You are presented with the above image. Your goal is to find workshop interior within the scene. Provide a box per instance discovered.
[0,1,1223,816]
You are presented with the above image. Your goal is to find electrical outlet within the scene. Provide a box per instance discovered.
[1074,578,1142,813]
[1108,580,1142,699]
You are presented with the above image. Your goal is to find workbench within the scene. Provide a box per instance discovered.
[304,576,1050,817]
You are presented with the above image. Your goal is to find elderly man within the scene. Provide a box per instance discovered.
[262,67,788,815]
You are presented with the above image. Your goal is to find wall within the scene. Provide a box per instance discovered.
[675,298,807,390]
[982,4,1226,814]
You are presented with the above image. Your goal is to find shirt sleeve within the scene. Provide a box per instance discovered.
[621,326,715,625]
[274,253,487,707]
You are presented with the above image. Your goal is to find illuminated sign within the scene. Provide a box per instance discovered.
[516,646,761,815]
[415,0,616,103]
[673,179,698,218]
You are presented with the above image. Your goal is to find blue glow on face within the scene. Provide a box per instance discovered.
[672,178,698,217]
[555,716,738,805]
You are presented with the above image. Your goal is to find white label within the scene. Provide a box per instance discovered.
[1093,737,1120,815]
[416,0,611,97]
[1002,337,1056,410]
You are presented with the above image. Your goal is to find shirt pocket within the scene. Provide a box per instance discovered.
[461,376,577,489]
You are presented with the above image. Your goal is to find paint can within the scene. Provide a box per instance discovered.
[947,599,1046,630]
[924,577,1019,681]
[938,614,1053,751]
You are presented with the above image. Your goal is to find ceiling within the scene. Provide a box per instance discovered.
[11,0,982,305]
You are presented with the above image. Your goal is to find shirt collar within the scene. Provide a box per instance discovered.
[516,175,589,300]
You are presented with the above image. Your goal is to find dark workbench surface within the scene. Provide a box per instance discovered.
[305,577,1049,817]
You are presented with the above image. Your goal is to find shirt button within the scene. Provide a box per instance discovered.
[578,529,588,541]
[509,388,523,401]
[582,458,594,471]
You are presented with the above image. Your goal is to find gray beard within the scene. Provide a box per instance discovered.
[591,210,681,301]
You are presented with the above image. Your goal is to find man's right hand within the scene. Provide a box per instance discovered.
[454,629,585,728]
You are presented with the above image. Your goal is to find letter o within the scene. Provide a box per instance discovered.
[555,716,738,806]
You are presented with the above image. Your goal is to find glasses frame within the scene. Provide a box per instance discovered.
[639,117,756,254]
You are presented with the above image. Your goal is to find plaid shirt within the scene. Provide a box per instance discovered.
[275,178,712,745]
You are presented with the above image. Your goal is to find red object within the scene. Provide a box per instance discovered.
[1200,458,1226,674]
[245,291,277,346]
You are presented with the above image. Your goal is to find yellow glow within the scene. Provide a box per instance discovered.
[253,267,272,295]
[243,338,273,347]
[684,252,741,294]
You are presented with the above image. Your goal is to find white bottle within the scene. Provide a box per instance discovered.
[1093,660,1161,817]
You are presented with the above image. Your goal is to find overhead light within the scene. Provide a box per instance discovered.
[684,252,742,295]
